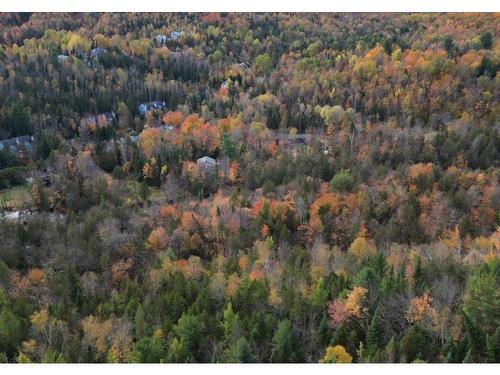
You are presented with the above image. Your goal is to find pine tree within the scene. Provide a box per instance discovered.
[443,335,457,363]
[413,256,425,295]
[270,320,294,362]
[486,327,500,363]
[222,302,241,343]
[462,311,486,361]
[221,337,258,363]
[367,308,382,356]
[462,348,474,363]
[400,190,425,244]
[220,132,236,161]
[385,336,399,363]
[134,303,148,339]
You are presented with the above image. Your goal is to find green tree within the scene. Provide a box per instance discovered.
[254,53,273,74]
[138,181,151,202]
[134,303,148,339]
[330,169,355,192]
[400,326,432,363]
[463,259,500,336]
[4,102,31,137]
[222,302,241,343]
[384,336,399,363]
[173,313,206,359]
[132,333,166,363]
[367,308,382,355]
[220,132,237,162]
[486,326,500,363]
[480,32,493,49]
[270,319,294,362]
[413,256,425,295]
[399,190,425,244]
[221,337,257,363]
[34,130,60,159]
[310,277,329,310]
[117,102,133,136]
[0,291,23,358]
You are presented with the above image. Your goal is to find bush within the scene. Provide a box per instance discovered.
[330,169,356,192]
[112,165,126,180]
[0,167,25,189]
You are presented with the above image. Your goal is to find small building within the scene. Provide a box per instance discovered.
[158,125,174,132]
[197,156,217,170]
[138,101,167,117]
[273,133,310,146]
[154,34,168,45]
[90,48,108,59]
[117,135,139,145]
[75,52,91,66]
[236,62,252,70]
[57,54,69,63]
[0,135,34,155]
[170,31,183,41]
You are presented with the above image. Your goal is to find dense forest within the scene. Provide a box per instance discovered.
[0,13,499,363]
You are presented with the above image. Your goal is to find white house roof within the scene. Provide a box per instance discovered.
[197,156,216,165]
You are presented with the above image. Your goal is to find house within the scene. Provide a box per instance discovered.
[170,31,183,41]
[57,54,69,63]
[236,62,252,70]
[158,125,174,132]
[273,133,310,146]
[154,34,168,45]
[197,156,217,170]
[90,48,108,59]
[117,135,139,145]
[138,101,167,117]
[0,135,34,155]
[76,52,92,66]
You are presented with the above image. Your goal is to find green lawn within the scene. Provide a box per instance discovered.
[125,179,162,204]
[0,184,32,210]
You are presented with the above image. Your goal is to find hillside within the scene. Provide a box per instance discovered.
[0,13,499,363]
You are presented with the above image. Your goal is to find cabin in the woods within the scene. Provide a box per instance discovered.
[75,51,91,66]
[0,135,34,155]
[57,54,69,63]
[197,156,217,171]
[155,34,167,45]
[159,125,174,132]
[170,31,183,41]
[273,133,310,146]
[138,101,167,117]
[90,48,108,59]
[236,62,252,70]
[117,135,139,145]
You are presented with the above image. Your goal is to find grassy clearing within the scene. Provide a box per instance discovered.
[125,179,163,204]
[0,184,32,210]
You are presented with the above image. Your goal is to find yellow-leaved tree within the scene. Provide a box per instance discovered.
[320,345,353,363]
